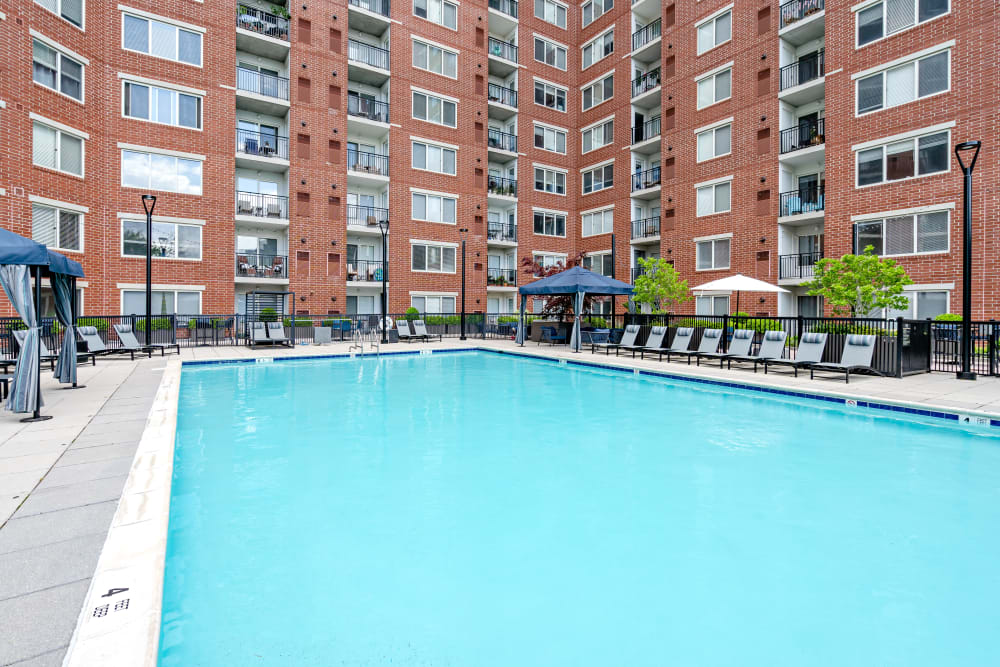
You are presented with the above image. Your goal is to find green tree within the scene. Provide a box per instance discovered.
[632,257,692,313]
[804,246,913,316]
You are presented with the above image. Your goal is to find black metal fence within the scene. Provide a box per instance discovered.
[236,253,288,279]
[779,0,824,30]
[347,150,389,176]
[348,39,390,69]
[346,259,386,282]
[779,184,825,217]
[236,127,288,160]
[348,0,390,17]
[236,191,289,219]
[237,4,289,40]
[487,175,518,198]
[347,95,390,123]
[487,221,517,243]
[488,0,518,19]
[632,166,661,192]
[488,128,518,153]
[780,50,824,90]
[631,216,660,240]
[488,37,518,63]
[632,116,660,144]
[631,18,661,51]
[236,67,289,100]
[632,67,660,97]
[778,251,821,280]
[780,117,825,154]
[487,268,517,286]
[347,204,390,228]
[488,83,518,107]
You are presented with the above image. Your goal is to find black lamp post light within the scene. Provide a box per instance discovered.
[377,217,388,344]
[141,194,157,347]
[954,140,981,381]
[459,227,468,340]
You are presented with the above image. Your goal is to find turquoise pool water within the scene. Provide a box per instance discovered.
[159,351,1000,666]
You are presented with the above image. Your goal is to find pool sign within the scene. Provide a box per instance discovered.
[845,399,858,408]
[958,413,990,427]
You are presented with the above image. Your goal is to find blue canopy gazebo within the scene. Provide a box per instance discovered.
[0,227,85,422]
[517,266,634,351]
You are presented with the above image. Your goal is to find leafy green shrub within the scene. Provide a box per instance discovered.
[404,307,420,321]
[258,307,278,323]
[730,314,783,335]
[934,313,962,322]
[582,316,608,328]
[188,317,227,329]
[282,318,314,327]
[133,317,172,332]
[674,318,723,329]
[424,315,460,325]
[808,322,889,336]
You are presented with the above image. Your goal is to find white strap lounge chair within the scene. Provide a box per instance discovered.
[810,334,877,383]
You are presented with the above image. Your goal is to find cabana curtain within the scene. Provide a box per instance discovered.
[515,298,527,345]
[569,291,584,352]
[0,265,41,413]
[51,272,77,385]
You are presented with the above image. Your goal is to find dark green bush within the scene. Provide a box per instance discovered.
[404,307,420,321]
[258,307,278,323]
[808,322,889,336]
[674,318,723,329]
[134,317,172,332]
[282,318,314,327]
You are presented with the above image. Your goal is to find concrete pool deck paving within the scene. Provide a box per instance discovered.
[1,339,999,665]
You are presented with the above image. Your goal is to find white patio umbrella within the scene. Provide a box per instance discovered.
[690,273,788,314]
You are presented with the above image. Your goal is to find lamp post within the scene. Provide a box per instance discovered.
[954,140,981,381]
[141,195,157,347]
[459,227,468,340]
[377,217,388,343]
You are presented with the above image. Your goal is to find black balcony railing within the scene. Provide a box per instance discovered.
[488,37,518,63]
[347,259,386,282]
[780,117,825,154]
[236,192,288,218]
[780,50,825,90]
[488,0,518,19]
[632,116,661,144]
[631,18,661,52]
[779,251,822,280]
[236,127,289,160]
[347,150,389,176]
[631,266,647,283]
[487,221,517,243]
[236,253,288,279]
[236,4,290,40]
[487,175,517,198]
[487,268,517,286]
[632,67,660,98]
[348,39,390,70]
[347,204,390,227]
[236,67,290,101]
[631,216,660,239]
[488,83,518,107]
[779,184,825,217]
[348,0,390,18]
[347,95,390,123]
[779,0,824,30]
[488,128,517,153]
[632,167,661,192]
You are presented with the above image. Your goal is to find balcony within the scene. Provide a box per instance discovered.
[347,0,391,31]
[236,127,289,168]
[235,67,289,114]
[487,175,517,199]
[487,83,518,120]
[631,266,646,283]
[779,50,825,105]
[632,116,661,150]
[347,95,390,124]
[779,118,825,156]
[487,221,517,244]
[236,192,288,220]
[347,150,389,186]
[487,268,517,287]
[348,40,390,85]
[236,5,289,59]
[631,166,661,195]
[779,0,824,44]
[347,259,386,283]
[779,184,825,219]
[347,204,389,229]
[778,251,822,281]
[488,37,519,76]
[487,128,517,155]
[488,0,518,19]
[631,18,661,59]
[235,253,288,281]
[631,216,660,241]
[631,67,660,103]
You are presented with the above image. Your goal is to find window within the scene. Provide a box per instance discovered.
[411,295,457,313]
[696,238,730,270]
[857,0,949,47]
[696,123,731,162]
[535,0,566,28]
[534,124,566,154]
[582,162,614,194]
[696,295,730,315]
[534,166,566,194]
[412,191,457,224]
[123,290,200,315]
[123,81,202,129]
[581,0,612,28]
[122,219,201,259]
[534,36,567,70]
[582,253,613,277]
[412,90,457,127]
[696,180,731,216]
[581,73,613,111]
[582,118,613,153]
[696,66,732,108]
[412,140,457,175]
[414,0,458,30]
[411,243,457,273]
[533,210,566,236]
[32,39,83,101]
[32,204,82,252]
[534,80,566,112]
[412,39,458,78]
[856,49,949,114]
[533,254,566,273]
[122,13,202,66]
[856,130,948,186]
[696,9,732,55]
[854,210,949,256]
[121,149,203,195]
[35,0,83,27]
[582,29,613,69]
[890,291,949,319]
[33,121,84,176]
[582,208,613,236]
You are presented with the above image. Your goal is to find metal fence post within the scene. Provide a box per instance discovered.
[722,314,729,352]
[991,319,997,377]
[895,316,904,378]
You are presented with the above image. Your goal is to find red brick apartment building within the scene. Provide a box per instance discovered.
[0,0,996,320]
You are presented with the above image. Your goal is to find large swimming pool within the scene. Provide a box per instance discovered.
[159,351,1000,666]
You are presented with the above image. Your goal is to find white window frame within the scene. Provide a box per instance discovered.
[853,126,951,189]
[118,143,205,195]
[411,137,458,176]
[413,0,459,31]
[854,0,951,49]
[581,205,614,237]
[410,241,458,274]
[31,115,87,178]
[581,27,614,70]
[533,122,567,154]
[853,43,952,117]
[695,5,732,56]
[695,62,733,110]
[580,0,611,28]
[410,293,458,313]
[533,78,567,112]
[31,34,86,103]
[532,208,568,238]
[581,72,614,111]
[581,159,614,195]
[120,288,202,315]
[120,8,204,68]
[411,87,458,128]
[31,201,85,253]
[120,217,203,261]
[582,251,613,276]
[410,188,459,225]
[411,37,459,79]
[35,0,85,29]
[120,77,204,130]
[535,0,567,28]
[534,35,568,71]
[695,117,732,163]
[695,176,733,216]
[851,204,953,258]
[533,164,567,195]
[695,234,731,271]
[581,115,614,154]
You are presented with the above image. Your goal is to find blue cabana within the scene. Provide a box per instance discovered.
[0,227,85,422]
[517,266,634,351]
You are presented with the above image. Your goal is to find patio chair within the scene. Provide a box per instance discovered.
[581,328,610,346]
[266,321,291,346]
[761,332,828,376]
[11,329,68,369]
[78,325,138,360]
[809,334,877,383]
[397,320,414,342]
[314,326,332,345]
[726,330,788,370]
[539,326,567,346]
[250,321,269,348]
[637,326,668,359]
[697,328,754,368]
[592,324,639,355]
[113,323,181,357]
[644,327,695,362]
[412,320,442,342]
[667,328,723,365]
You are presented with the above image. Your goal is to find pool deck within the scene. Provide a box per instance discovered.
[1,339,999,665]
